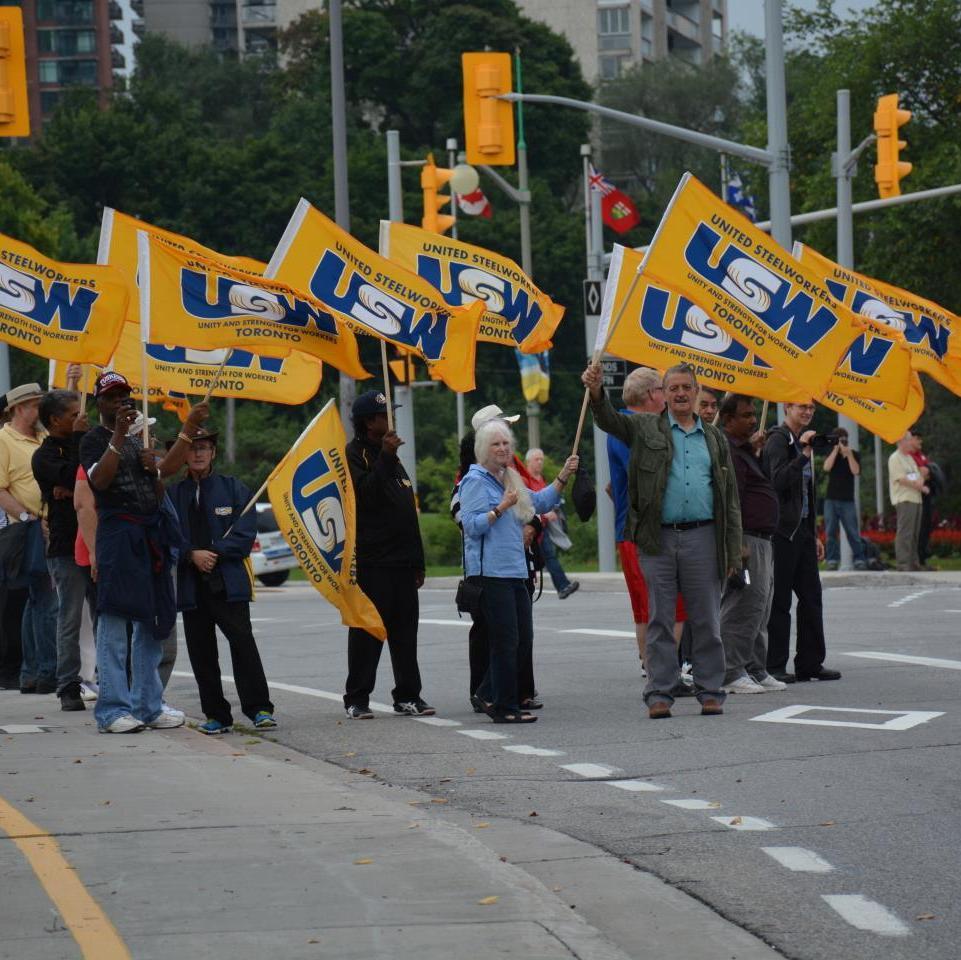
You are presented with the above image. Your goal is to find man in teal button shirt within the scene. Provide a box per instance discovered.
[584,361,741,720]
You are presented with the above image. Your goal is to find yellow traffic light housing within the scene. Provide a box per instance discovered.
[421,154,456,235]
[0,7,30,138]
[874,93,911,199]
[462,52,515,167]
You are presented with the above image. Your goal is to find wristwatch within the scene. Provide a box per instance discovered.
[18,511,30,522]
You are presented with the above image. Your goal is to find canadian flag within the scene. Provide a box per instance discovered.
[456,188,493,219]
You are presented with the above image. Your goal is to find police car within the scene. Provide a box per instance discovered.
[251,503,298,587]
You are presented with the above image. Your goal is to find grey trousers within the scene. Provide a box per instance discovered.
[895,501,921,570]
[638,524,726,706]
[721,535,774,684]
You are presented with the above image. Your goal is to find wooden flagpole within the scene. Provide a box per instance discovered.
[380,341,394,431]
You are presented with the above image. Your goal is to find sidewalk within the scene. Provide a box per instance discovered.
[0,691,783,960]
[425,569,961,592]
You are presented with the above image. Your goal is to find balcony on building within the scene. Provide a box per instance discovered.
[110,23,123,44]
[108,0,122,20]
[132,18,145,38]
[130,0,144,15]
[38,0,96,24]
[241,1,276,28]
[111,49,125,68]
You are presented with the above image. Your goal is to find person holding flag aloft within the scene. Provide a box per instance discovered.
[343,391,434,720]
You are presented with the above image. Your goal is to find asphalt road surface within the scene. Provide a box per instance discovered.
[166,578,961,960]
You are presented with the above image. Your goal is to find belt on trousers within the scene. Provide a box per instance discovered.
[661,519,714,531]
[743,529,774,541]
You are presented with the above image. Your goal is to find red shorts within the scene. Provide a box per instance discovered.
[618,541,687,625]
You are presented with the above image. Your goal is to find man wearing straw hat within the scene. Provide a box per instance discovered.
[582,361,741,720]
[0,382,58,694]
[79,371,208,733]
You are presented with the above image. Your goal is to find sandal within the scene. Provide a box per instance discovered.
[490,711,537,724]
[520,696,543,710]
[470,694,489,714]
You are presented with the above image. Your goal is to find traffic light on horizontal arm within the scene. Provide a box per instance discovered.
[874,93,911,199]
[462,52,515,167]
[0,7,29,138]
[421,155,456,235]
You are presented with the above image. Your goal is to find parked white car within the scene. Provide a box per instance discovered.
[251,503,298,587]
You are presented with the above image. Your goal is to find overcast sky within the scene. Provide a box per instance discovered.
[728,0,879,37]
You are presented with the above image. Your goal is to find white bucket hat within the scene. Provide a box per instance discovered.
[471,404,520,432]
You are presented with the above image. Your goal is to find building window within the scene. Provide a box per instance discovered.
[40,91,62,115]
[599,55,624,80]
[38,60,59,84]
[598,5,631,51]
[37,29,96,55]
[37,0,95,25]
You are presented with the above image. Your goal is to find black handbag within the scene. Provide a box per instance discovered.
[455,530,485,617]
[571,466,596,521]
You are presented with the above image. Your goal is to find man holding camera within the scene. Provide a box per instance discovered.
[822,427,866,571]
[764,402,841,684]
[718,395,785,694]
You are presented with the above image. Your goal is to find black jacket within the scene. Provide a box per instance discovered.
[347,435,424,569]
[763,424,816,539]
[31,431,84,558]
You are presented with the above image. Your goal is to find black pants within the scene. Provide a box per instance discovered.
[0,586,27,685]
[919,494,933,564]
[468,606,534,702]
[344,565,422,709]
[767,527,826,676]
[182,584,273,726]
[475,578,533,714]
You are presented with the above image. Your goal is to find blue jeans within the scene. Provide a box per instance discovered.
[19,573,58,686]
[476,578,533,714]
[541,535,571,592]
[94,613,163,729]
[824,499,865,566]
[48,556,95,695]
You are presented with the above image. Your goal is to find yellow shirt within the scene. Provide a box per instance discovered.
[888,450,922,506]
[0,423,43,517]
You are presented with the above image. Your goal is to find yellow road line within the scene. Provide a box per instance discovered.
[0,794,131,959]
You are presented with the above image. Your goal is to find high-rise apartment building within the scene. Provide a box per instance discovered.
[10,0,114,125]
[109,0,144,83]
[517,0,726,81]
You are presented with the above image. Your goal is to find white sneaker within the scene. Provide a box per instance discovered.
[99,714,145,734]
[754,674,787,691]
[722,675,766,694]
[80,682,98,702]
[146,710,185,729]
[160,703,185,719]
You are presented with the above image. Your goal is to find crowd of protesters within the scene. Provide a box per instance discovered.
[0,368,276,735]
[1,361,942,733]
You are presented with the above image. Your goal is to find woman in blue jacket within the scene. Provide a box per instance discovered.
[459,419,578,723]
[167,429,276,734]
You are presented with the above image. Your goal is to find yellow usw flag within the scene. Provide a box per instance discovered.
[796,243,961,396]
[267,199,483,392]
[642,174,863,398]
[598,244,810,402]
[99,208,266,329]
[379,221,563,353]
[0,232,128,364]
[138,232,368,379]
[51,323,323,405]
[266,400,385,640]
[821,375,925,444]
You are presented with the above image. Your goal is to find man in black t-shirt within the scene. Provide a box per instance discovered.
[822,427,866,570]
[31,388,92,711]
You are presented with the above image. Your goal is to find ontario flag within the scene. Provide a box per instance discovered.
[589,164,641,235]
[456,188,493,219]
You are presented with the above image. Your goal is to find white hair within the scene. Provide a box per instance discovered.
[474,419,534,522]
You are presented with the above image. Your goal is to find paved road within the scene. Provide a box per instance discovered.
[166,578,961,960]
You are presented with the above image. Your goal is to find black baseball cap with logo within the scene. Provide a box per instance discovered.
[352,390,401,419]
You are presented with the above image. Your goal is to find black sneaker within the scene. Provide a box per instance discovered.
[770,670,796,684]
[470,694,489,714]
[393,700,436,716]
[796,667,842,682]
[558,581,580,600]
[345,705,374,719]
[60,682,85,712]
[36,678,57,695]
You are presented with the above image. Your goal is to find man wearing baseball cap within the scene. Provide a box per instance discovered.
[343,390,434,719]
[79,371,209,733]
[0,382,58,694]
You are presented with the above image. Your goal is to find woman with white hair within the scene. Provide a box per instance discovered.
[459,419,578,723]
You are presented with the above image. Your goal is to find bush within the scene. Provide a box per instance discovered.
[419,512,461,568]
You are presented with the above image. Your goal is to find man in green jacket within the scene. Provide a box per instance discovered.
[582,361,741,719]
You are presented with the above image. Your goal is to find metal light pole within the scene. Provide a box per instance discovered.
[515,48,540,450]
[385,129,418,490]
[447,136,467,441]
[329,0,354,424]
[583,144,616,574]
[834,89,862,568]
